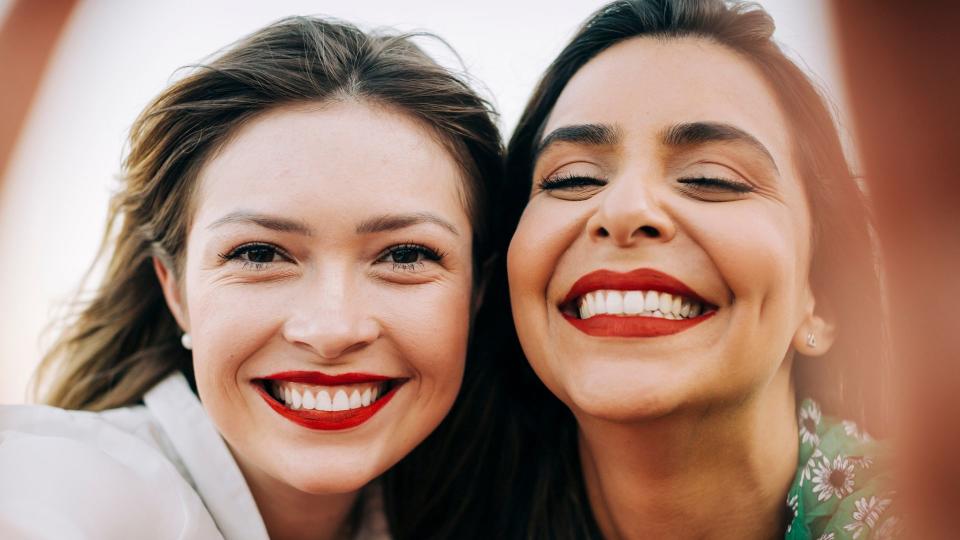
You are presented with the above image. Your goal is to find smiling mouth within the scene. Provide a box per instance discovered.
[562,289,713,320]
[253,373,406,430]
[560,269,717,337]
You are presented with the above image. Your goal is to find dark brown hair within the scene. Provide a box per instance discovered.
[471,0,888,537]
[31,17,505,538]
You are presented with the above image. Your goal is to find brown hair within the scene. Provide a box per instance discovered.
[33,16,503,415]
[474,0,888,537]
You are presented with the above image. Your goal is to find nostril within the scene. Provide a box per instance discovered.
[638,225,660,238]
[596,226,610,238]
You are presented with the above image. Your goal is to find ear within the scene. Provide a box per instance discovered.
[153,256,190,332]
[791,291,836,357]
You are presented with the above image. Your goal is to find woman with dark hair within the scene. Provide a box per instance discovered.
[488,0,897,537]
[0,16,501,539]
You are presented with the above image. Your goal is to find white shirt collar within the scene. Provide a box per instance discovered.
[144,372,270,540]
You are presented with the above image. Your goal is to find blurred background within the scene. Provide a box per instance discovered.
[0,0,847,405]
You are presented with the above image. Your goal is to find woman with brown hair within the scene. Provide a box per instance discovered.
[0,16,501,539]
[478,0,898,537]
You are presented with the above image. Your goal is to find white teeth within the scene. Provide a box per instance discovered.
[644,291,659,312]
[316,390,332,411]
[301,390,316,410]
[332,390,350,411]
[579,298,591,320]
[672,296,682,315]
[593,291,607,314]
[291,389,302,410]
[680,299,691,317]
[349,390,362,409]
[690,302,702,317]
[605,291,624,315]
[658,292,673,313]
[623,291,643,314]
[274,381,387,411]
[586,293,597,316]
[651,310,665,318]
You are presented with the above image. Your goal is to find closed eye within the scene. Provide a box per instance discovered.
[677,177,754,193]
[676,177,755,202]
[537,174,608,191]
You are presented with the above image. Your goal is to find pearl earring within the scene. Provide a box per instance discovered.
[806,332,816,349]
[180,333,193,350]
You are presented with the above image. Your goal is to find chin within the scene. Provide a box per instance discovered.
[285,464,381,495]
[558,361,689,424]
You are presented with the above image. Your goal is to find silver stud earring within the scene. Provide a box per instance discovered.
[806,331,816,349]
[180,333,193,350]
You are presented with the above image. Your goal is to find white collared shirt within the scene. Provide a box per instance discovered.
[0,372,390,539]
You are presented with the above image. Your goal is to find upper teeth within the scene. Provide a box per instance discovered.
[577,290,704,320]
[271,381,385,411]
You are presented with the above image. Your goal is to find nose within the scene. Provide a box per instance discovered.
[586,175,676,246]
[281,271,380,361]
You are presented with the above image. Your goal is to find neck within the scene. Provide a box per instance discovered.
[236,458,361,540]
[578,371,798,539]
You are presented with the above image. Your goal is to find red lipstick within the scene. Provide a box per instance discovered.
[562,268,715,338]
[254,372,402,431]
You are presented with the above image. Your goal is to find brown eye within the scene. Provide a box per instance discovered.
[219,243,291,269]
[375,243,444,273]
[389,247,422,264]
[243,246,278,263]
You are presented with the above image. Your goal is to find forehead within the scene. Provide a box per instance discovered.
[544,37,792,162]
[193,100,467,228]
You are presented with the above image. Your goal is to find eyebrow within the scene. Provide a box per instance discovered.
[355,212,460,236]
[534,123,621,160]
[206,211,314,235]
[207,211,460,237]
[661,121,780,173]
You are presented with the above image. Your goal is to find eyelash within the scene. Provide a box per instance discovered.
[217,242,446,273]
[677,176,755,194]
[537,174,754,196]
[218,242,291,271]
[537,173,607,191]
[376,243,445,273]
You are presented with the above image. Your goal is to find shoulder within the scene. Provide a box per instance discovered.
[786,399,901,540]
[0,404,222,539]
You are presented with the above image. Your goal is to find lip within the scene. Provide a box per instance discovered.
[260,371,393,385]
[254,371,402,431]
[561,268,715,338]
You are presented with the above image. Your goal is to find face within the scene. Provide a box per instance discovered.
[158,101,474,495]
[507,37,831,423]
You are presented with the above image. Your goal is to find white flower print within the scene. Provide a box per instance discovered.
[817,533,835,540]
[800,448,825,487]
[874,516,902,539]
[842,495,891,538]
[842,420,874,442]
[799,401,822,446]
[811,454,856,502]
[847,455,874,470]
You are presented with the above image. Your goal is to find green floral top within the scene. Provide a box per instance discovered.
[785,400,899,539]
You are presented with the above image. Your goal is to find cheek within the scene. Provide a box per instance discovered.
[689,203,805,302]
[381,278,472,394]
[507,202,586,309]
[185,281,289,410]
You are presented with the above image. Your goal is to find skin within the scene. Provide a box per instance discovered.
[155,100,474,540]
[507,37,835,538]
